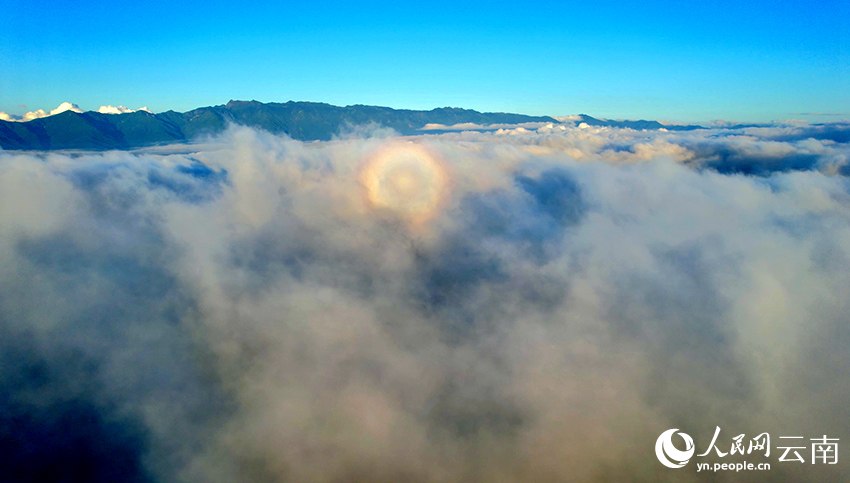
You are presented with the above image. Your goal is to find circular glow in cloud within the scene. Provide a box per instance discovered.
[360,142,449,223]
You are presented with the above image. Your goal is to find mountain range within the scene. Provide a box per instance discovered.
[0,100,703,151]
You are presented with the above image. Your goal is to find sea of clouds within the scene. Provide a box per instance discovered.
[1,121,848,482]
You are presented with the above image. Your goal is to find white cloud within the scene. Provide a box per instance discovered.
[0,102,82,122]
[554,114,583,122]
[0,102,155,122]
[97,105,135,114]
[97,105,153,114]
[420,121,553,131]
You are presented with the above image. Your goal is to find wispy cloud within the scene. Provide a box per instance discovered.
[419,122,552,131]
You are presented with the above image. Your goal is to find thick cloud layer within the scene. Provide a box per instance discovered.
[1,123,849,482]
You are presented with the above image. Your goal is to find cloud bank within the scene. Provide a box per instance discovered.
[1,122,848,482]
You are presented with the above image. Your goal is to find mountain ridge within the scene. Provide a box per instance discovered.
[0,100,704,151]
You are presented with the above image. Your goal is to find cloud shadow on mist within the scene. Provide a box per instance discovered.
[0,331,150,483]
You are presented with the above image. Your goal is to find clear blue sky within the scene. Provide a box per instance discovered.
[2,0,847,122]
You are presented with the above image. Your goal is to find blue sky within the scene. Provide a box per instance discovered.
[2,0,847,122]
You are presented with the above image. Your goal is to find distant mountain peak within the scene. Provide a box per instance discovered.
[0,100,703,151]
